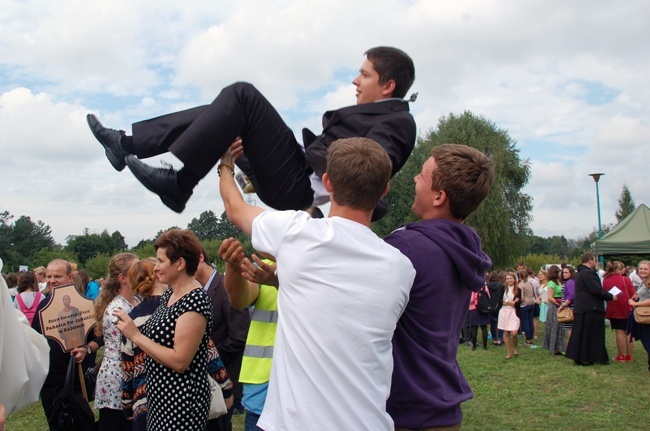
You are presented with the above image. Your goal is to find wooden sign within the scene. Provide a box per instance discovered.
[38,284,96,352]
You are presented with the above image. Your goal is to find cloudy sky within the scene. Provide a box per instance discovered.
[1,0,649,248]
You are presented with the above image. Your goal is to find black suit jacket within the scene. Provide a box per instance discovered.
[573,264,613,314]
[205,271,250,384]
[304,99,416,179]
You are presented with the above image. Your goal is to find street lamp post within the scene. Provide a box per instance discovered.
[589,173,605,264]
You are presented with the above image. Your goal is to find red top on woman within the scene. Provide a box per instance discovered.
[603,274,635,319]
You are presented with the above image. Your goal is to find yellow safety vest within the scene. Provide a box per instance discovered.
[239,282,278,384]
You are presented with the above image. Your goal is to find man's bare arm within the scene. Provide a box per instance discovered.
[219,147,263,236]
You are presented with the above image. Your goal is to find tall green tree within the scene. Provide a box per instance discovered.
[0,212,56,270]
[11,215,56,260]
[85,253,112,279]
[66,228,128,265]
[187,210,221,240]
[31,247,78,269]
[373,111,532,268]
[215,211,246,241]
[0,211,19,269]
[615,184,636,222]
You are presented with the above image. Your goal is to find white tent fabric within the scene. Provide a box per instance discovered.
[0,258,50,415]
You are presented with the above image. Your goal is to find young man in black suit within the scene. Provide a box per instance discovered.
[87,46,416,219]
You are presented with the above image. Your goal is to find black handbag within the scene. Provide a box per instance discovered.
[49,356,97,431]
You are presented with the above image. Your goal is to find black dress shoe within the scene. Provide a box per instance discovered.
[125,155,192,213]
[87,114,129,171]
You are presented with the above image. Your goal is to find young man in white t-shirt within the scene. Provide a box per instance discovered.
[218,137,415,431]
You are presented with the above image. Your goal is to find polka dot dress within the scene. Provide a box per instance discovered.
[142,287,213,431]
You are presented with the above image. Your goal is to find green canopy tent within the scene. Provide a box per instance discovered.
[595,204,650,255]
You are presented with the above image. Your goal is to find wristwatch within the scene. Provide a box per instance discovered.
[85,345,92,355]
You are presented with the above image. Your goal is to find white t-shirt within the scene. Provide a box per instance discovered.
[253,210,415,431]
[629,272,643,290]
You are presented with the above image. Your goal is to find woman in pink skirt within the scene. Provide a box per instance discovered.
[498,271,521,359]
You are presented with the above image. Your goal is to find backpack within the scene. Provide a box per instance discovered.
[15,292,42,325]
[476,286,494,314]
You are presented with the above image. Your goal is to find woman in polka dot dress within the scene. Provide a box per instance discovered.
[114,229,213,430]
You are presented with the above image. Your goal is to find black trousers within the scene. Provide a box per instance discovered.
[131,82,314,210]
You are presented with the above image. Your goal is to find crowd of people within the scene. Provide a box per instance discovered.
[461,258,650,372]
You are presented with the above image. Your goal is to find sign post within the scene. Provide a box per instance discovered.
[38,284,96,400]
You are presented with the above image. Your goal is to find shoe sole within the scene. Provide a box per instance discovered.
[87,114,126,172]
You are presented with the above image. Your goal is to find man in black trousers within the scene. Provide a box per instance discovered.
[87,46,416,218]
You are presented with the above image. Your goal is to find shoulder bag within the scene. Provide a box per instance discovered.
[634,306,650,324]
[557,307,574,323]
[208,374,228,419]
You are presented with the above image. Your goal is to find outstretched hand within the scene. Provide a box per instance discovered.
[221,137,242,167]
[242,255,278,287]
[228,138,244,161]
[219,238,245,267]
[113,309,140,341]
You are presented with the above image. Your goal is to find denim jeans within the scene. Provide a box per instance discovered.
[520,305,535,340]
[490,311,500,339]
[245,410,263,431]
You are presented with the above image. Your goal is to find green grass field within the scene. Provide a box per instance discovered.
[7,323,649,430]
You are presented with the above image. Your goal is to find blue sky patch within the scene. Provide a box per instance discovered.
[564,79,620,105]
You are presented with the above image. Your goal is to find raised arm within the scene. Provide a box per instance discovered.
[218,149,263,236]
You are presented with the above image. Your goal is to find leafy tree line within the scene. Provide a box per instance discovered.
[0,209,248,278]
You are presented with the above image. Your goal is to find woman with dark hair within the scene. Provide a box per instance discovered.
[497,271,521,359]
[94,252,140,431]
[486,271,504,346]
[468,285,490,351]
[603,261,635,362]
[542,265,564,355]
[115,229,217,430]
[13,271,45,324]
[628,260,650,373]
[558,266,576,340]
[5,273,18,301]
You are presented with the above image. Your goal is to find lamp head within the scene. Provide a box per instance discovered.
[589,173,604,183]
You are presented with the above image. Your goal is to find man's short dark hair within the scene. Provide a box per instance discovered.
[326,138,391,211]
[200,247,212,266]
[581,252,596,264]
[306,206,324,219]
[365,47,415,99]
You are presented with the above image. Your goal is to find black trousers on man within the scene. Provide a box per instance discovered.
[131,82,314,210]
